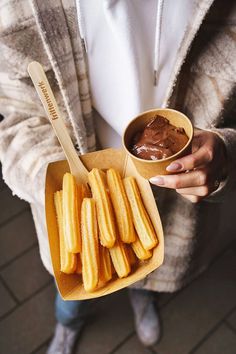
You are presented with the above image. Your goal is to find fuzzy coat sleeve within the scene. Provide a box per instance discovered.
[0,112,64,205]
[206,125,236,201]
[0,1,78,206]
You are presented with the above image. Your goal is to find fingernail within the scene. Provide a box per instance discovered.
[149,176,165,185]
[166,162,182,172]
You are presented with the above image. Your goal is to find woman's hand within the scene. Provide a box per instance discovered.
[149,129,228,203]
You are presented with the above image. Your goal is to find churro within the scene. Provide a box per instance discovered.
[54,191,77,273]
[132,236,152,260]
[81,183,91,198]
[107,168,136,243]
[81,198,99,292]
[88,168,116,248]
[125,245,137,266]
[76,253,82,274]
[100,245,112,283]
[109,238,131,278]
[62,173,81,253]
[124,177,158,250]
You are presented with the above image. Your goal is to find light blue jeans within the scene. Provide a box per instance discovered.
[55,291,92,330]
[55,286,150,330]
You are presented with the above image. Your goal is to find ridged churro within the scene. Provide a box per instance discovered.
[125,245,137,266]
[99,245,112,283]
[54,191,77,274]
[62,173,81,253]
[81,198,99,292]
[81,183,91,198]
[76,253,82,274]
[88,168,116,248]
[123,177,158,250]
[107,168,136,243]
[109,238,131,278]
[132,236,152,260]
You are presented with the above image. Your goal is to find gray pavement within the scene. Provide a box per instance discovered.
[0,168,236,354]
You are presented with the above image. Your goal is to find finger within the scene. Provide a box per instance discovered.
[149,169,208,189]
[178,194,202,203]
[166,145,213,172]
[176,185,210,197]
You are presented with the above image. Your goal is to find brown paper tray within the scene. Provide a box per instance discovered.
[45,148,164,300]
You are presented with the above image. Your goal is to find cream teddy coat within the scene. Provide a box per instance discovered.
[0,0,236,292]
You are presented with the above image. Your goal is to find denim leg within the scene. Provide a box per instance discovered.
[55,292,91,330]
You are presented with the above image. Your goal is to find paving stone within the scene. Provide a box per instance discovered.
[153,250,236,354]
[32,343,49,354]
[0,187,28,225]
[0,210,37,268]
[114,334,156,354]
[0,283,55,354]
[193,324,236,354]
[227,309,236,331]
[231,240,236,253]
[0,279,16,317]
[1,247,52,302]
[76,289,134,354]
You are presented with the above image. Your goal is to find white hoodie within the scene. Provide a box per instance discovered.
[76,0,193,148]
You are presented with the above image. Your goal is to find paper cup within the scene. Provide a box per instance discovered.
[122,108,193,179]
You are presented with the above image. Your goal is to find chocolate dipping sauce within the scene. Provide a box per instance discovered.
[130,115,189,160]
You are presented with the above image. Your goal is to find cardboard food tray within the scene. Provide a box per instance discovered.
[45,148,164,300]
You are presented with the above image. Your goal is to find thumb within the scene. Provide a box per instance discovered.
[191,129,204,154]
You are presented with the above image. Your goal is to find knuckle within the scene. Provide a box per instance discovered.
[188,155,196,168]
[205,146,213,162]
[201,185,209,196]
[190,195,200,203]
[172,175,181,189]
[198,171,207,186]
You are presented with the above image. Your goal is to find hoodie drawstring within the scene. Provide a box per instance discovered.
[76,0,87,52]
[154,0,164,86]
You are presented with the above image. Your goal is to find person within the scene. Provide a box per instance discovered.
[0,0,236,353]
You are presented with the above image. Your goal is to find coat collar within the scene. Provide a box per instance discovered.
[30,0,88,153]
[30,0,215,135]
[163,0,215,107]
